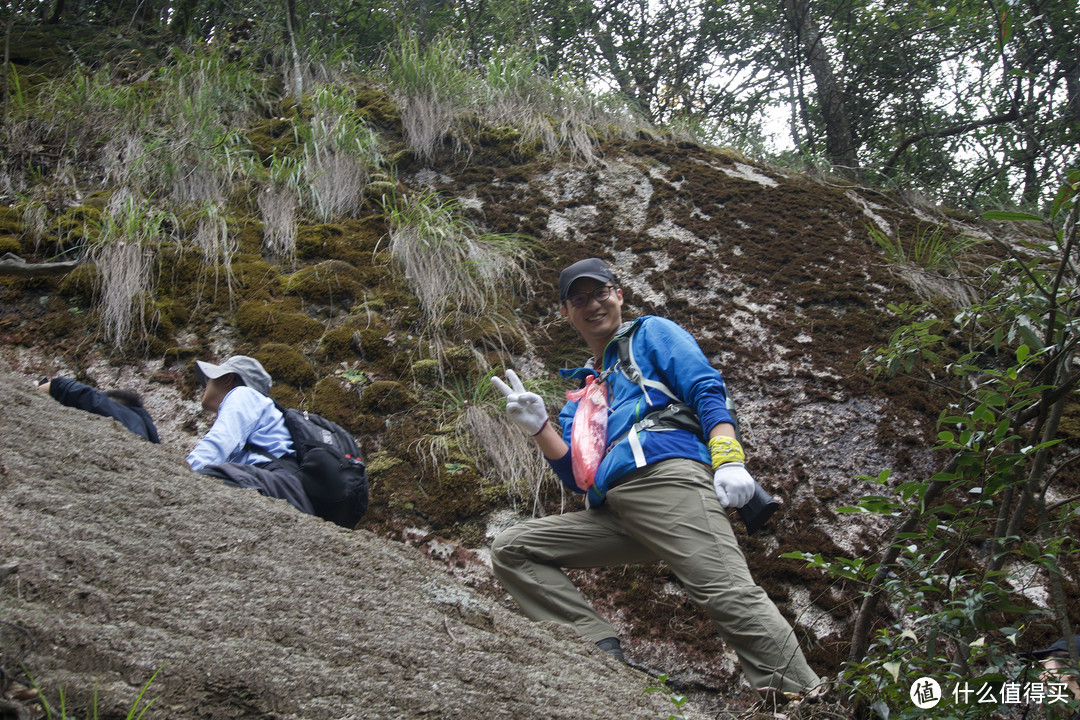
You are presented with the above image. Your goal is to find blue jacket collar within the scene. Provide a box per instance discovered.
[557,318,641,382]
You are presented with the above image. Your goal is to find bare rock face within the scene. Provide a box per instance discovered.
[0,371,690,720]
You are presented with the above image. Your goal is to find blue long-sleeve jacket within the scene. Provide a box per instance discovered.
[551,316,734,506]
[49,376,160,443]
[186,386,293,472]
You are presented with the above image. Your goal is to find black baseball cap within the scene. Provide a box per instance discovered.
[558,258,617,301]
[1028,635,1080,658]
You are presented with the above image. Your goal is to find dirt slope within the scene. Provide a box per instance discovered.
[0,371,695,720]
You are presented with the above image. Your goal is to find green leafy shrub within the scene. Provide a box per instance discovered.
[785,170,1080,719]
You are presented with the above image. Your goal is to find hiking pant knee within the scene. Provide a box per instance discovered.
[491,508,646,642]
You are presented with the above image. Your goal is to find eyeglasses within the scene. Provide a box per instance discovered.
[565,285,615,308]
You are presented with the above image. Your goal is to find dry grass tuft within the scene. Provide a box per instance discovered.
[460,405,555,516]
[258,187,299,265]
[301,86,383,220]
[381,187,533,368]
[191,201,236,306]
[258,155,303,264]
[90,193,172,347]
[383,187,532,322]
[383,33,472,163]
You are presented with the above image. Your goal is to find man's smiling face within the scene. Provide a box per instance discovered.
[559,277,624,350]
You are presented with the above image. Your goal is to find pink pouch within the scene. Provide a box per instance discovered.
[565,375,609,492]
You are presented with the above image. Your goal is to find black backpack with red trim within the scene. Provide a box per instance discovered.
[277,405,369,529]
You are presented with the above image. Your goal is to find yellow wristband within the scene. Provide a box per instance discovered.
[709,436,746,468]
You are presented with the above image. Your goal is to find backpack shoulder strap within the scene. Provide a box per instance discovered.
[613,320,679,406]
[615,318,743,441]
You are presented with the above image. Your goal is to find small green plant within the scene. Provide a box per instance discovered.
[5,63,26,113]
[341,367,368,384]
[643,673,690,720]
[28,665,162,720]
[868,222,985,273]
[429,366,503,413]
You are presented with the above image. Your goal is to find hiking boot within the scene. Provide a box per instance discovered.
[596,636,626,663]
[758,677,831,709]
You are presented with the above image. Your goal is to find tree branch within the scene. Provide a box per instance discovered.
[0,253,81,277]
[881,109,1030,176]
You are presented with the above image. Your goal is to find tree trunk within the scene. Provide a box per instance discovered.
[284,0,304,105]
[47,0,65,24]
[783,0,859,175]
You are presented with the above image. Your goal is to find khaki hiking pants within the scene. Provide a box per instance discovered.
[490,458,820,695]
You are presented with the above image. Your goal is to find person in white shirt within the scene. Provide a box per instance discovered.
[187,355,313,515]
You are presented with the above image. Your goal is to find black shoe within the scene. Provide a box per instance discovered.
[596,637,626,663]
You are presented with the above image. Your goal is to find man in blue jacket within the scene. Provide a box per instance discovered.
[491,257,821,702]
[39,376,160,443]
[187,355,314,516]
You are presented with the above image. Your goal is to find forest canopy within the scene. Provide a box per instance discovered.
[2,0,1077,211]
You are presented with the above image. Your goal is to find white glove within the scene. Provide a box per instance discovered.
[713,462,755,508]
[491,369,549,436]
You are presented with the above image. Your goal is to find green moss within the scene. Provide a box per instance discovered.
[366,451,404,476]
[353,326,415,374]
[317,327,358,361]
[375,289,422,327]
[34,205,101,255]
[152,245,208,311]
[236,300,323,345]
[154,297,192,328]
[411,358,439,386]
[307,376,364,433]
[0,206,22,234]
[254,342,318,389]
[162,347,200,363]
[230,256,278,297]
[342,307,384,329]
[147,302,176,340]
[353,297,386,314]
[268,383,303,409]
[360,380,417,414]
[424,467,491,528]
[57,264,101,302]
[354,86,402,130]
[0,236,21,255]
[449,312,527,355]
[391,428,495,528]
[365,449,419,518]
[442,345,478,377]
[282,260,363,305]
[295,224,333,261]
[472,124,542,166]
[59,204,103,226]
[246,117,298,162]
[236,221,265,255]
[81,191,113,212]
[319,216,388,266]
